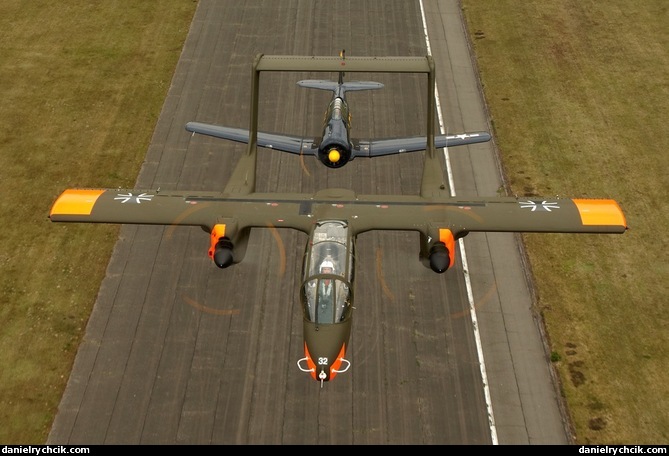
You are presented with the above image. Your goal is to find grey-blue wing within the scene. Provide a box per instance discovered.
[356,131,491,157]
[186,122,318,155]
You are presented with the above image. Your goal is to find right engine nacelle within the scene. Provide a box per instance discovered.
[208,224,235,268]
[211,237,234,268]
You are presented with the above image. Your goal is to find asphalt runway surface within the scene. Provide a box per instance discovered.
[48,0,570,444]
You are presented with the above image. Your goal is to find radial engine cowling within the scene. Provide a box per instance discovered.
[318,144,351,169]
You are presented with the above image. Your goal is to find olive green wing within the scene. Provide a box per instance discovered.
[444,197,628,235]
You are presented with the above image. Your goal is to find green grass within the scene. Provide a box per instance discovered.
[0,0,665,444]
[0,0,197,443]
[462,0,668,444]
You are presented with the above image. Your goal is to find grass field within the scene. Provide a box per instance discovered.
[0,0,198,443]
[0,0,666,444]
[462,0,668,444]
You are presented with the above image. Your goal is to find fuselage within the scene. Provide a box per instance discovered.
[317,89,353,168]
[296,220,354,383]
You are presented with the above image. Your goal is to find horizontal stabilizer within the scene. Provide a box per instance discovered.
[297,80,384,93]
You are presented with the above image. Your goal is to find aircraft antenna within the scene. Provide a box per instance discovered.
[338,49,346,84]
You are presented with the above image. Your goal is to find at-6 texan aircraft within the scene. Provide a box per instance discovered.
[49,54,627,386]
[185,50,491,169]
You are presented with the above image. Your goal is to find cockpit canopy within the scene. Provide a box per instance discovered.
[301,276,351,324]
[301,221,354,325]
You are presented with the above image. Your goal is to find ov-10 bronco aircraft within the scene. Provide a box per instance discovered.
[185,50,491,168]
[49,54,627,385]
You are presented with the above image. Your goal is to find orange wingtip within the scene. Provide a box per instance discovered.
[50,189,105,216]
[573,199,627,227]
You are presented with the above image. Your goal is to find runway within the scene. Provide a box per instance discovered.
[47,0,569,444]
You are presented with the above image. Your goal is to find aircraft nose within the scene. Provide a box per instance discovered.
[328,148,341,163]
